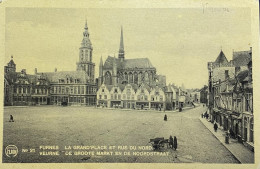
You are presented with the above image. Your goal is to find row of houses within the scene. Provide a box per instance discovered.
[208,47,253,151]
[97,83,192,110]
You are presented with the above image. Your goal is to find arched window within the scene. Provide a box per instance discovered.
[144,72,149,82]
[104,71,112,85]
[134,72,138,84]
[125,72,128,83]
[129,72,133,83]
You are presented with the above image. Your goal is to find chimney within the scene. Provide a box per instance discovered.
[34,68,37,74]
[55,68,57,72]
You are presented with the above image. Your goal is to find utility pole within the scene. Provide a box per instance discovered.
[208,62,214,123]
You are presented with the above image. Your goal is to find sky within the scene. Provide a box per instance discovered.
[5,8,251,89]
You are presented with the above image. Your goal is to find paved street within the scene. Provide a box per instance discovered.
[3,105,239,163]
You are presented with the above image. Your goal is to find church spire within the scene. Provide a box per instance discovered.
[81,20,92,49]
[118,26,125,61]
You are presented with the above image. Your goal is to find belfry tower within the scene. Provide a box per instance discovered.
[118,26,125,61]
[77,20,95,82]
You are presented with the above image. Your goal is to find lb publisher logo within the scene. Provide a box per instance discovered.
[5,145,18,157]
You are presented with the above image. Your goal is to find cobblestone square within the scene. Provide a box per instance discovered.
[3,105,239,163]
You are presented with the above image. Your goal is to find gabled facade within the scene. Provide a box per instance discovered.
[150,85,165,110]
[208,47,253,151]
[96,83,111,107]
[121,84,137,109]
[136,83,151,109]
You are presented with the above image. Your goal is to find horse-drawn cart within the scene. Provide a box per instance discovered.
[149,137,169,150]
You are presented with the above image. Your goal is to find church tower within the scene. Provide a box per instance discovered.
[77,20,95,83]
[118,26,125,61]
[5,55,16,73]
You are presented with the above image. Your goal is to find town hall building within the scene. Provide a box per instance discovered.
[4,21,97,106]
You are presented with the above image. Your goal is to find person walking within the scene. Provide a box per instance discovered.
[164,114,167,121]
[169,135,174,149]
[173,136,178,150]
[9,115,14,122]
[214,122,218,132]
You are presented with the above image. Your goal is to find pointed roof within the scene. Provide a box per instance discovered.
[7,55,16,66]
[84,20,88,30]
[119,26,124,53]
[215,50,228,64]
[81,20,92,49]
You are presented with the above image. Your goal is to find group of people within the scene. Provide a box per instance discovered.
[202,111,209,119]
[169,135,178,150]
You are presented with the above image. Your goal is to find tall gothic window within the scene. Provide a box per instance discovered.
[145,72,149,82]
[125,73,128,84]
[129,72,133,83]
[134,72,138,84]
[104,71,112,85]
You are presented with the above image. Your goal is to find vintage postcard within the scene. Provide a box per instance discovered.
[0,0,259,169]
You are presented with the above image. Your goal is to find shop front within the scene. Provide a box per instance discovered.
[242,112,254,151]
[136,101,149,110]
[151,102,164,110]
[110,100,121,108]
[97,100,108,108]
[230,112,242,141]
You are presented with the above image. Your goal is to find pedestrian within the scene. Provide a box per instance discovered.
[214,123,218,132]
[164,114,167,121]
[9,115,14,122]
[169,135,174,149]
[173,136,178,150]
